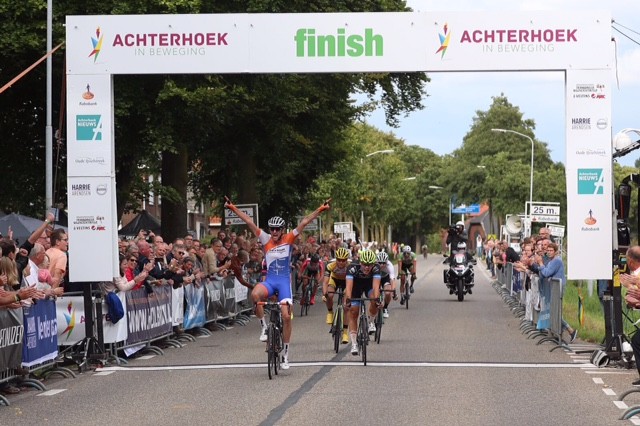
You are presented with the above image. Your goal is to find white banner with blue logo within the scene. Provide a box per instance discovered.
[22,300,58,367]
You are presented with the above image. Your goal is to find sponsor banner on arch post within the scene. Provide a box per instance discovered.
[67,176,116,281]
[66,74,113,177]
[565,69,612,280]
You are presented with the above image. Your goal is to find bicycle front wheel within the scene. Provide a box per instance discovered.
[375,309,383,344]
[405,282,410,310]
[333,307,343,353]
[358,314,368,365]
[267,325,276,379]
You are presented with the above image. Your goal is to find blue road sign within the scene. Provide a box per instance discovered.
[451,204,481,214]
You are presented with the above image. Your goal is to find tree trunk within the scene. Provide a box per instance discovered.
[161,145,188,242]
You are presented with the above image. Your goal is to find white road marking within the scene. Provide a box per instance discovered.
[583,370,636,375]
[37,389,66,396]
[631,417,640,425]
[96,361,595,372]
[603,388,617,396]
[593,378,604,384]
[137,355,156,360]
[94,371,115,376]
[614,400,629,409]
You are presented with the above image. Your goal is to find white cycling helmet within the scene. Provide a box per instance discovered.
[457,242,467,250]
[402,245,412,253]
[456,221,464,228]
[377,252,389,263]
[267,216,286,228]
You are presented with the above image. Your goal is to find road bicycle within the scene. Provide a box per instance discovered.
[257,300,290,379]
[300,276,316,316]
[328,287,345,353]
[400,269,415,310]
[348,297,378,366]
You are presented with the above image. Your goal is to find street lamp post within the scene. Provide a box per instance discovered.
[360,149,394,242]
[491,128,534,236]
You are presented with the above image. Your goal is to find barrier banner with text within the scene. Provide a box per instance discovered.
[172,286,184,326]
[21,300,58,367]
[0,309,23,370]
[223,278,236,316]
[205,280,224,321]
[125,286,172,345]
[183,284,206,330]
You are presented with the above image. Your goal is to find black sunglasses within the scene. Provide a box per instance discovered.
[269,227,283,232]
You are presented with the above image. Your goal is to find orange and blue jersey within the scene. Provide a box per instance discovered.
[257,228,299,302]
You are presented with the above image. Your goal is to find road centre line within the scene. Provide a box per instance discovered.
[96,361,594,372]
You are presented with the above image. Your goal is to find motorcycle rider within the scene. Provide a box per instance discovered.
[445,241,476,294]
[445,221,468,263]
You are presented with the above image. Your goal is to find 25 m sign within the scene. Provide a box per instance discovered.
[531,204,560,223]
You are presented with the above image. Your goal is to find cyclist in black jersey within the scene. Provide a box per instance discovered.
[345,250,381,356]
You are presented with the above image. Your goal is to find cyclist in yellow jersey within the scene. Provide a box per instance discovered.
[322,247,351,343]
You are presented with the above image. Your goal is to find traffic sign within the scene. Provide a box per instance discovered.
[451,204,480,214]
[224,204,259,227]
[333,222,352,233]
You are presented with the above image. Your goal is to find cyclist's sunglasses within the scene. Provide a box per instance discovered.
[269,227,283,232]
[361,262,375,267]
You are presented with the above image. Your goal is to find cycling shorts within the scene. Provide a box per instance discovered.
[258,275,292,304]
[350,287,375,307]
[399,265,413,275]
[328,277,346,289]
[380,274,391,286]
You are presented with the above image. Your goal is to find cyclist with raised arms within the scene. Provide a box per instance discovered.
[345,249,381,356]
[224,196,331,370]
[377,251,397,318]
[398,245,417,305]
[300,253,322,305]
[322,247,351,343]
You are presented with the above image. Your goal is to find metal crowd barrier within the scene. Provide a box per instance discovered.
[491,263,569,352]
[0,298,76,407]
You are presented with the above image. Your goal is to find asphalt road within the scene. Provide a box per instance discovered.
[4,255,640,425]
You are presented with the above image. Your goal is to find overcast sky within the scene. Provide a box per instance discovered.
[364,1,640,167]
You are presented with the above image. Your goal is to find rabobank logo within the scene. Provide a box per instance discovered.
[577,169,604,195]
[435,23,450,58]
[89,27,103,62]
[76,115,103,141]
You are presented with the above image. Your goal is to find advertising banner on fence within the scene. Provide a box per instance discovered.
[22,300,58,367]
[205,280,224,321]
[101,292,128,344]
[183,284,206,330]
[56,296,86,346]
[0,309,23,370]
[172,286,184,326]
[234,277,248,303]
[125,286,172,345]
[223,278,236,316]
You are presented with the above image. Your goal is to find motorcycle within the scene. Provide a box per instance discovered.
[443,251,476,302]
